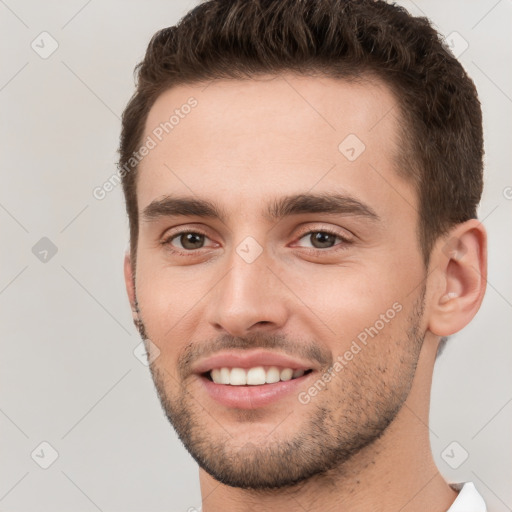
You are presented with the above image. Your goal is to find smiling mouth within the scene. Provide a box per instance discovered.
[202,366,314,386]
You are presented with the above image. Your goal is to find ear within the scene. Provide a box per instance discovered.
[123,251,138,322]
[428,219,487,336]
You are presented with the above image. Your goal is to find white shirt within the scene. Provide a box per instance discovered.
[447,482,487,511]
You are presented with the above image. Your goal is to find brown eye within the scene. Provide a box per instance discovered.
[177,232,205,250]
[165,232,209,251]
[308,231,338,249]
[296,230,344,250]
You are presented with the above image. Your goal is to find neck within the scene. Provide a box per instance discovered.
[198,335,458,512]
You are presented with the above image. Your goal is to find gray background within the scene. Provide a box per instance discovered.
[1,0,511,510]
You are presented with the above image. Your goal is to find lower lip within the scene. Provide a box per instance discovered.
[199,373,313,409]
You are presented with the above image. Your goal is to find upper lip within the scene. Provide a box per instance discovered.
[192,349,319,375]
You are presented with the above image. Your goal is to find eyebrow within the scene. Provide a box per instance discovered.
[141,193,380,224]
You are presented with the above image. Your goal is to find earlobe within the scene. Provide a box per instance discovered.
[428,219,487,337]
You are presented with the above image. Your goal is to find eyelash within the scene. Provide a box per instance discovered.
[161,227,352,256]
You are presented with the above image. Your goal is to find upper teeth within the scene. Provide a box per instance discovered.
[210,366,306,385]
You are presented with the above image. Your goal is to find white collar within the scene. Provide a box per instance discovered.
[447,482,487,512]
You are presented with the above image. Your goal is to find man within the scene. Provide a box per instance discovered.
[118,1,488,510]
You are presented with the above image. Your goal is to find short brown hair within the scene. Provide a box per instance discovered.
[118,0,483,268]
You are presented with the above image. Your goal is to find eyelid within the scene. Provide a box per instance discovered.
[161,223,211,240]
[293,224,354,242]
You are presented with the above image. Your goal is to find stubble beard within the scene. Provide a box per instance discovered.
[134,289,425,490]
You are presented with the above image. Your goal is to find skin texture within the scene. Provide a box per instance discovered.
[124,74,487,512]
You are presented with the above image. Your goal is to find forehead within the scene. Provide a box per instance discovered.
[137,73,415,222]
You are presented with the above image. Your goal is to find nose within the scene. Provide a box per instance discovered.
[206,246,290,338]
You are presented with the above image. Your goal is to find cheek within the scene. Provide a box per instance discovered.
[136,258,204,319]
[281,262,409,343]
[134,264,203,367]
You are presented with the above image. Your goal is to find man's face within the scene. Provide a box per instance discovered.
[129,74,428,488]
